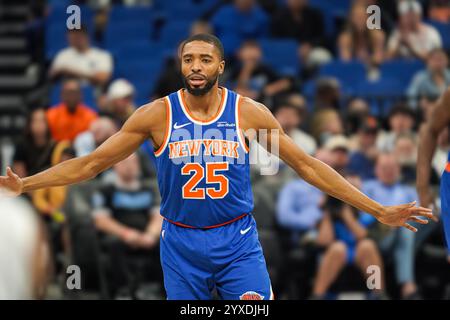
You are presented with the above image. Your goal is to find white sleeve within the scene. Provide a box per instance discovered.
[93,50,113,73]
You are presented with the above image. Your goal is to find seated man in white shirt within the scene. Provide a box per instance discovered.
[49,25,113,87]
[387,0,442,61]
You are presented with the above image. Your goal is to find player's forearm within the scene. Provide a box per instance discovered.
[296,156,385,219]
[417,124,438,193]
[22,155,99,193]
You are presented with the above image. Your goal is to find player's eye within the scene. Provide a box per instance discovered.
[184,58,192,63]
[202,58,211,63]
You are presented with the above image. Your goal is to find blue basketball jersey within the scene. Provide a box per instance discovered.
[154,87,253,228]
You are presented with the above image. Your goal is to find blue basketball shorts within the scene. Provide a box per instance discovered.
[159,214,274,300]
[440,170,450,255]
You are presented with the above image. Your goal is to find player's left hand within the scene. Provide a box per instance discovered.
[377,201,434,232]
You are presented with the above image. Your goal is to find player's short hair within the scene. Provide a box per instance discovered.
[180,33,225,61]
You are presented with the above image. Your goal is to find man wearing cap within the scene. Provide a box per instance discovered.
[387,0,442,60]
[323,135,351,175]
[103,79,137,125]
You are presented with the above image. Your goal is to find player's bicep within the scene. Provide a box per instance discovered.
[428,89,450,135]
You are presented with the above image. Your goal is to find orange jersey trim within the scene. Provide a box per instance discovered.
[236,95,250,153]
[180,87,226,123]
[154,97,172,156]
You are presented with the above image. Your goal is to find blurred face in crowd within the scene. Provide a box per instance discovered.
[427,49,448,73]
[350,5,368,32]
[358,128,377,150]
[348,98,370,116]
[399,10,421,30]
[67,29,89,52]
[389,112,414,134]
[90,117,118,146]
[274,105,301,133]
[394,135,417,166]
[61,80,82,111]
[330,147,349,171]
[287,0,307,11]
[375,153,400,185]
[190,21,213,36]
[180,40,224,96]
[29,109,49,142]
[235,0,255,12]
[238,42,262,65]
[111,95,134,116]
[114,153,140,183]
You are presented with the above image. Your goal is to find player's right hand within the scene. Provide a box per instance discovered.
[418,190,439,222]
[0,167,23,197]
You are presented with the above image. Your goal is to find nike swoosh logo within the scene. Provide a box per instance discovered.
[173,122,192,129]
[240,226,252,235]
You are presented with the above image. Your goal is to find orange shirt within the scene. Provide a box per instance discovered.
[47,103,98,141]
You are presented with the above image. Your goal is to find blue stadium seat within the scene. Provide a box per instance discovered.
[104,20,153,49]
[260,39,300,76]
[45,5,94,60]
[159,20,192,50]
[319,60,367,87]
[50,84,97,111]
[379,59,425,91]
[426,20,450,49]
[113,41,163,62]
[109,5,154,22]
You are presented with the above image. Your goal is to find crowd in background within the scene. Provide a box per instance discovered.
[6,0,450,299]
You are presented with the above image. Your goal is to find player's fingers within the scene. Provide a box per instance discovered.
[415,210,435,220]
[6,167,17,179]
[407,216,428,225]
[403,223,417,233]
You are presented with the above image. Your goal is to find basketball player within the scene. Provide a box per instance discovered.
[417,87,450,264]
[0,34,433,300]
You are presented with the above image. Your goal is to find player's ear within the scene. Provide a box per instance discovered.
[219,60,225,75]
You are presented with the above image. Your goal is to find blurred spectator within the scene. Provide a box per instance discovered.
[0,198,50,299]
[393,133,418,184]
[407,48,450,109]
[313,174,386,299]
[250,97,316,175]
[271,0,326,63]
[103,79,136,125]
[313,77,341,110]
[211,0,269,56]
[92,153,163,298]
[361,153,421,299]
[323,135,350,175]
[32,144,75,274]
[227,40,292,101]
[338,3,386,65]
[377,104,416,152]
[428,0,450,23]
[345,98,371,137]
[348,116,379,180]
[311,108,344,144]
[276,177,323,247]
[74,117,118,158]
[47,79,98,142]
[387,1,442,61]
[13,108,56,177]
[152,20,213,99]
[49,25,113,87]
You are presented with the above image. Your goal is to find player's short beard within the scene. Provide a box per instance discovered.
[182,72,219,96]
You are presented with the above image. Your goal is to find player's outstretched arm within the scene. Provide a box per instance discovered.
[0,99,166,196]
[239,97,434,232]
[417,87,450,209]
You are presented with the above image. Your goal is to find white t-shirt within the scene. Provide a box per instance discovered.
[388,23,442,58]
[51,47,113,77]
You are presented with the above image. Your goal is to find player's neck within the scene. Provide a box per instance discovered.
[184,85,222,114]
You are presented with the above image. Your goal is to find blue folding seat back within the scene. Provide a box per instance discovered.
[319,60,366,87]
[260,39,300,76]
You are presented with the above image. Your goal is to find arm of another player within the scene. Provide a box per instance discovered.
[0,99,166,196]
[239,97,433,232]
[417,87,450,210]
